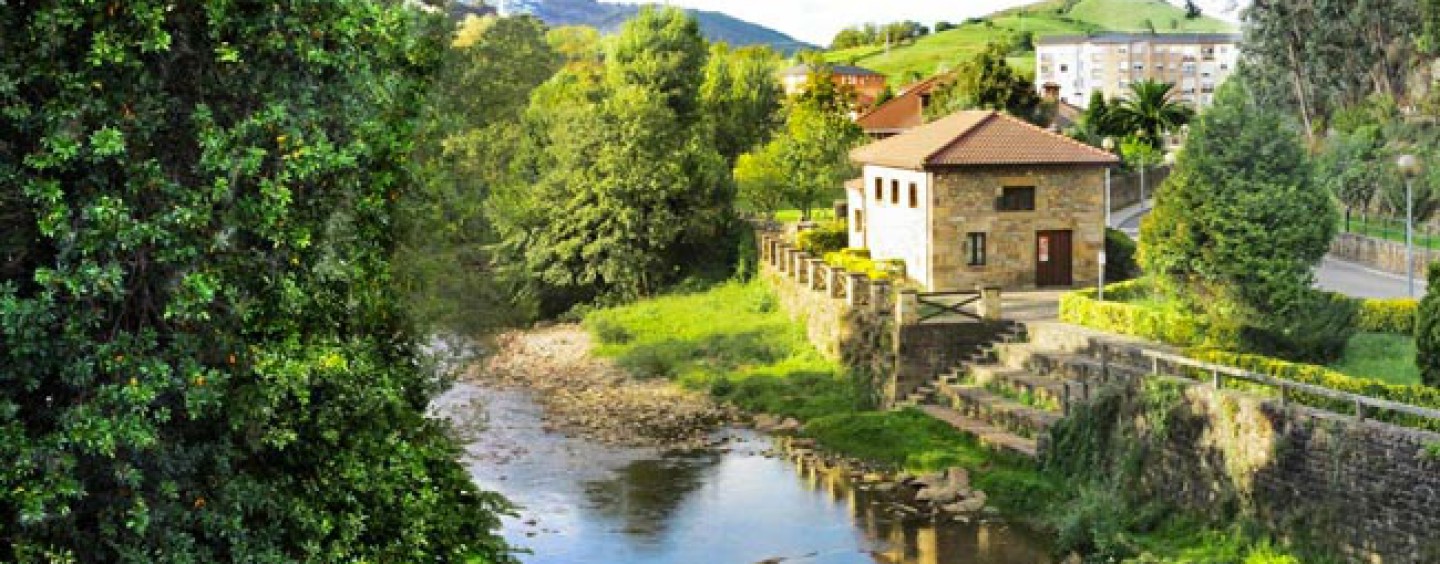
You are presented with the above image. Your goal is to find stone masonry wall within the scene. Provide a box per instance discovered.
[930,166,1105,291]
[1330,231,1440,277]
[1030,322,1440,563]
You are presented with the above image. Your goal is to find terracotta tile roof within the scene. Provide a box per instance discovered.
[850,110,1119,169]
[857,75,944,133]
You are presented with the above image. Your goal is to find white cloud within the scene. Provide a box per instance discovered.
[602,0,1245,46]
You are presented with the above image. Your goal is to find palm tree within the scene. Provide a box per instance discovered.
[1113,79,1194,147]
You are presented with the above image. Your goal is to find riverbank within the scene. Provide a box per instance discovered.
[576,278,1315,564]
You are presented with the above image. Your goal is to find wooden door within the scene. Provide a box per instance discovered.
[1036,230,1073,287]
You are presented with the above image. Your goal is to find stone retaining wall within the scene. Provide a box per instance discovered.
[1330,231,1440,276]
[1030,322,1440,564]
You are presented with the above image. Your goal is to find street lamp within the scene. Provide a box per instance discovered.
[1399,153,1424,298]
[1100,137,1116,301]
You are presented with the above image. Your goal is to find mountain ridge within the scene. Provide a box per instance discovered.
[469,0,815,53]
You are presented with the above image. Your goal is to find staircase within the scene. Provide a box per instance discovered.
[894,321,1164,460]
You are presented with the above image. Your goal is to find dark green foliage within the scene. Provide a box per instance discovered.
[1142,81,1336,339]
[1111,80,1193,148]
[926,42,1042,123]
[1236,292,1357,364]
[0,2,510,561]
[1417,263,1440,386]
[1104,228,1140,283]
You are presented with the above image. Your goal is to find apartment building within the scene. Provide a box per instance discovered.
[1035,33,1241,108]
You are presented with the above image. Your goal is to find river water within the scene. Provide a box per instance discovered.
[433,383,1053,564]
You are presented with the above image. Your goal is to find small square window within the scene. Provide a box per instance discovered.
[967,233,987,266]
[874,178,883,201]
[854,209,864,231]
[908,183,918,208]
[891,180,900,205]
[997,186,1036,212]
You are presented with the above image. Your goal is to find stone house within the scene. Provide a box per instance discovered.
[846,110,1118,291]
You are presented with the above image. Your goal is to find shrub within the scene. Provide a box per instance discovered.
[797,220,848,255]
[1104,228,1140,283]
[1418,263,1440,386]
[1060,283,1227,349]
[1236,292,1357,365]
[1191,349,1440,432]
[822,248,905,281]
[1358,297,1418,333]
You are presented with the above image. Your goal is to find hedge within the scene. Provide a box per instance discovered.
[1356,298,1417,334]
[1059,282,1236,349]
[1191,349,1440,432]
[797,221,848,256]
[822,248,905,281]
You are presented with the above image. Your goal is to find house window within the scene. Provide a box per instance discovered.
[997,186,1036,212]
[966,233,987,266]
[1059,64,1069,73]
[874,178,883,202]
[891,180,899,205]
[908,183,918,208]
[854,209,863,231]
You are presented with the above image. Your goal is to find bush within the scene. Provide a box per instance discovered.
[1237,292,1357,364]
[1105,228,1140,283]
[1418,263,1440,386]
[797,220,848,255]
[822,248,905,281]
[1358,297,1418,333]
[1192,349,1440,432]
[1060,282,1228,348]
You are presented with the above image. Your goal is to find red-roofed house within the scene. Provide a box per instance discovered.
[846,110,1118,291]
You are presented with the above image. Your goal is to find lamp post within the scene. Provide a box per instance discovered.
[1399,153,1423,298]
[1100,137,1116,301]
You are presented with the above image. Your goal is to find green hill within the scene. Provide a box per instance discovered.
[824,0,1235,85]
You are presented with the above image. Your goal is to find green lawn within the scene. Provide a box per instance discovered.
[823,0,1234,85]
[1343,215,1440,251]
[1329,332,1421,385]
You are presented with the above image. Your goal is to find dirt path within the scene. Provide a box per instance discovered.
[467,324,734,448]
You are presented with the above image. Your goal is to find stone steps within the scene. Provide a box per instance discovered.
[963,364,1066,411]
[916,405,1039,459]
[935,383,1061,439]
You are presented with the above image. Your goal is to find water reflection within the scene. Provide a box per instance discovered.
[434,383,1052,564]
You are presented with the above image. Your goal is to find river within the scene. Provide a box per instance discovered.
[433,383,1053,564]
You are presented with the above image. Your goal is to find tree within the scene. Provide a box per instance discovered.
[735,143,790,218]
[494,7,733,311]
[0,2,512,561]
[1184,0,1203,18]
[776,105,865,220]
[926,42,1042,122]
[1314,126,1386,230]
[1417,263,1440,386]
[1141,81,1336,329]
[1111,79,1193,147]
[701,44,784,165]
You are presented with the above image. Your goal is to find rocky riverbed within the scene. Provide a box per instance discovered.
[469,325,735,448]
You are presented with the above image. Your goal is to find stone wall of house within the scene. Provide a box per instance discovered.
[1031,322,1440,564]
[930,166,1106,291]
[1330,231,1440,277]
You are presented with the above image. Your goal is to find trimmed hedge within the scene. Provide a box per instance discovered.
[797,221,848,255]
[1357,298,1417,334]
[1059,282,1234,349]
[1191,349,1440,432]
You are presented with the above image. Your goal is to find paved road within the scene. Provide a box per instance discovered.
[1113,203,1423,299]
[1315,256,1426,299]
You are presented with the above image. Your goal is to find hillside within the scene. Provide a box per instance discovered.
[480,0,814,53]
[824,0,1236,85]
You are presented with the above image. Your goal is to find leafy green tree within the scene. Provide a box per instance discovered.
[1141,81,1336,332]
[400,15,562,333]
[701,44,784,165]
[735,102,863,221]
[1314,126,1386,230]
[494,7,733,312]
[1120,136,1163,173]
[0,2,511,561]
[1417,263,1440,386]
[1111,79,1193,147]
[926,42,1041,122]
[1184,0,1203,18]
[735,143,790,218]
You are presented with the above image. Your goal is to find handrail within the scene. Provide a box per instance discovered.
[1139,349,1440,423]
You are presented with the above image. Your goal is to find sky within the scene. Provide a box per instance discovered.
[601,0,1244,46]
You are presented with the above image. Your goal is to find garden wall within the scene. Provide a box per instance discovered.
[1331,231,1440,276]
[1034,322,1440,564]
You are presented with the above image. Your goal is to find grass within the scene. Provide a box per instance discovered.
[585,278,1309,563]
[1329,332,1421,385]
[822,0,1235,85]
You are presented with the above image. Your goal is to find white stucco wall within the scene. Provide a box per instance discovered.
[859,165,930,286]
